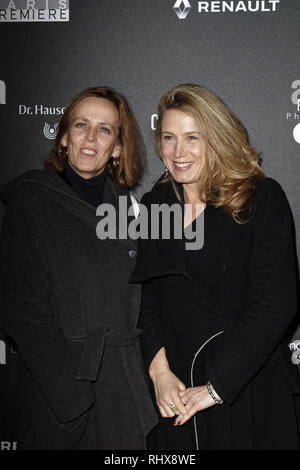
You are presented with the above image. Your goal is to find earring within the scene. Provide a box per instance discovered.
[112,158,120,168]
[58,147,68,157]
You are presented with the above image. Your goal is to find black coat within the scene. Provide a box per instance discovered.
[0,167,158,450]
[130,177,300,450]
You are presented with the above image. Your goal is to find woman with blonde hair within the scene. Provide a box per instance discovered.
[131,83,300,449]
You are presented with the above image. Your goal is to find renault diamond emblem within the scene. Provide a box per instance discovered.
[173,0,191,19]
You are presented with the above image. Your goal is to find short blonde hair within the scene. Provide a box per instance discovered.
[155,83,264,222]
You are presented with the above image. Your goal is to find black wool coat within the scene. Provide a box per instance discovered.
[0,167,158,450]
[130,177,300,450]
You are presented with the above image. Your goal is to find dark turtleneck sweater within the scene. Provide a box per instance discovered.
[60,161,108,209]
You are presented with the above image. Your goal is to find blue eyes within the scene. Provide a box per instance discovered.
[162,135,198,141]
[74,123,110,134]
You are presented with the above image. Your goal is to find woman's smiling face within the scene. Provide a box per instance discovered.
[160,109,206,188]
[61,96,121,179]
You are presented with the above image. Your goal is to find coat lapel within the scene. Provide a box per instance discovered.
[131,180,232,315]
[102,177,137,249]
[3,167,137,250]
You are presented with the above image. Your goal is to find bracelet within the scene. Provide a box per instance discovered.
[206,381,223,405]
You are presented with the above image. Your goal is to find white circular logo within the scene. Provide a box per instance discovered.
[290,340,300,365]
[43,122,59,140]
[293,123,300,144]
[292,349,300,365]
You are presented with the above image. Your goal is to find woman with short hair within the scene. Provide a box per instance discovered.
[0,86,158,450]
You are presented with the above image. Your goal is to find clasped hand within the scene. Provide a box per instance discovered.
[152,369,217,426]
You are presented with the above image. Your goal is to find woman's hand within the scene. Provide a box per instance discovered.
[151,369,187,418]
[174,385,218,426]
[149,347,186,418]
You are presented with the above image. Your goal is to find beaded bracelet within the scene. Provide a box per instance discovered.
[206,381,223,405]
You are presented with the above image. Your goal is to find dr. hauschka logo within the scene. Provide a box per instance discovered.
[0,0,69,22]
[0,80,6,104]
[18,103,65,138]
[19,104,65,115]
[43,122,59,139]
[173,0,280,18]
[286,80,300,144]
[0,340,6,365]
[173,0,191,19]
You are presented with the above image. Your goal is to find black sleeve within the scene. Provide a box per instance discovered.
[204,179,298,404]
[138,281,165,374]
[0,188,95,423]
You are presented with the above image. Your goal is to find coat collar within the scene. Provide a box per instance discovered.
[0,167,137,250]
[130,179,231,314]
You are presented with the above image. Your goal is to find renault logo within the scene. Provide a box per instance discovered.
[173,0,191,19]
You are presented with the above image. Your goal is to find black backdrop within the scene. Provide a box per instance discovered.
[1,0,300,450]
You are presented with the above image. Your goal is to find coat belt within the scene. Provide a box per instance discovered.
[75,327,158,436]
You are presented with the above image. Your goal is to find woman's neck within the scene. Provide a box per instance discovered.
[182,183,206,229]
[183,183,204,205]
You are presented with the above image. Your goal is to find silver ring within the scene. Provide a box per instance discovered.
[168,403,179,414]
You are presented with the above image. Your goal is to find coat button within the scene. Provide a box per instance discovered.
[129,249,137,258]
[220,264,228,272]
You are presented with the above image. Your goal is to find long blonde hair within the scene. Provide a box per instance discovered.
[155,83,264,222]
